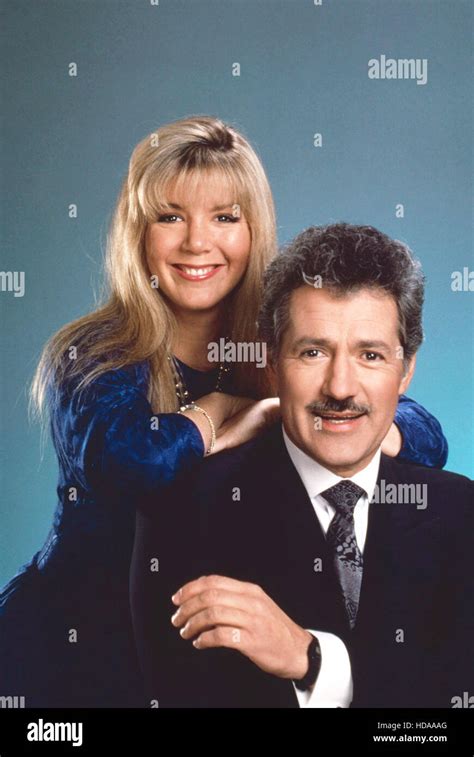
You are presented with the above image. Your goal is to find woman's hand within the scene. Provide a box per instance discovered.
[211,397,281,454]
[179,393,280,456]
[179,392,256,455]
[381,422,403,457]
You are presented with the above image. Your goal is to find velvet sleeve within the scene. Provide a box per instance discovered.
[394,395,448,469]
[49,364,205,498]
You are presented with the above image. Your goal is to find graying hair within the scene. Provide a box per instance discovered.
[258,223,425,367]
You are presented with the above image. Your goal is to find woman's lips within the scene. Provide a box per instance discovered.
[171,264,223,281]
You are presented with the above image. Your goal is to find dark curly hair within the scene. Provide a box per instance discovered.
[258,223,425,368]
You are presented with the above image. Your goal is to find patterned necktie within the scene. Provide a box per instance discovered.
[321,480,366,629]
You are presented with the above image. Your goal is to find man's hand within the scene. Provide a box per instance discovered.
[171,574,313,680]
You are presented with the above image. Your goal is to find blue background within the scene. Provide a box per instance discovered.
[1,0,473,585]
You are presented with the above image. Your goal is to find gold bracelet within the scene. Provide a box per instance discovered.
[178,403,216,456]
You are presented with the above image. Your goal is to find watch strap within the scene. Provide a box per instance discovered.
[293,633,322,691]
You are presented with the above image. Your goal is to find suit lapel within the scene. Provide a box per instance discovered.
[356,454,442,637]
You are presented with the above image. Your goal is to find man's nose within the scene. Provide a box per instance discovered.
[322,354,359,400]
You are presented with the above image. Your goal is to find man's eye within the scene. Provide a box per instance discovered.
[216,214,239,223]
[157,214,182,223]
[301,349,321,358]
[363,351,383,361]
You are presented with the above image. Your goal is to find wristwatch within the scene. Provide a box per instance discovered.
[293,633,322,691]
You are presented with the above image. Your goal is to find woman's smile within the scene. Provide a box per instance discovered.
[171,263,225,281]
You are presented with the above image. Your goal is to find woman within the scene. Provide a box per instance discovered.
[0,116,447,708]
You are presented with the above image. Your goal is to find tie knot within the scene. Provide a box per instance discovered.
[320,480,366,514]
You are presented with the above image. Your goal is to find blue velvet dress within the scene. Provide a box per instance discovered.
[0,358,447,707]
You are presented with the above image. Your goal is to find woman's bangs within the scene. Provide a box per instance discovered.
[139,162,250,222]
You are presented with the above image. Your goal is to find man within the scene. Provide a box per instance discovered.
[131,223,473,708]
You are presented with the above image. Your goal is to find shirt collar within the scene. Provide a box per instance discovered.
[281,423,381,502]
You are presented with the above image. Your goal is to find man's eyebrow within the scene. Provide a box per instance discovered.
[292,337,334,350]
[291,337,392,352]
[356,340,391,352]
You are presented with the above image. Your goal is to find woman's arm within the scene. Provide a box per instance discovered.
[392,395,448,469]
[50,364,206,499]
[51,360,282,494]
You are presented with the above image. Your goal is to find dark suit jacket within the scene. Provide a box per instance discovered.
[131,422,474,708]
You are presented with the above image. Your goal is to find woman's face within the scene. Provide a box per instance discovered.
[145,173,251,318]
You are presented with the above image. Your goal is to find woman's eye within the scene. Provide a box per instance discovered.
[157,214,182,223]
[216,214,239,223]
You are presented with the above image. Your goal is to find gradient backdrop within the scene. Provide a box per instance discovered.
[1,0,473,585]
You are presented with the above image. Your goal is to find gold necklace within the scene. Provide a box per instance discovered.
[168,340,231,407]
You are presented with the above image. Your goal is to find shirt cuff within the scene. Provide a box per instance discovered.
[293,630,353,708]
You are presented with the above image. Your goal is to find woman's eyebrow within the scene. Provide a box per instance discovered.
[211,203,235,211]
[164,202,235,211]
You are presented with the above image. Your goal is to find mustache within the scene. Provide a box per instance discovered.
[306,399,371,415]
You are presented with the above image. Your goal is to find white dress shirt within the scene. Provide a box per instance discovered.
[282,425,381,708]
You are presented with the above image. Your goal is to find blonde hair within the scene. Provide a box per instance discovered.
[30,115,277,427]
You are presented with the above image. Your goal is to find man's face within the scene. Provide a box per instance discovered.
[274,286,416,476]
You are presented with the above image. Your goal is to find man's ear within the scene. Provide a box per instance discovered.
[266,354,278,395]
[399,353,417,395]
